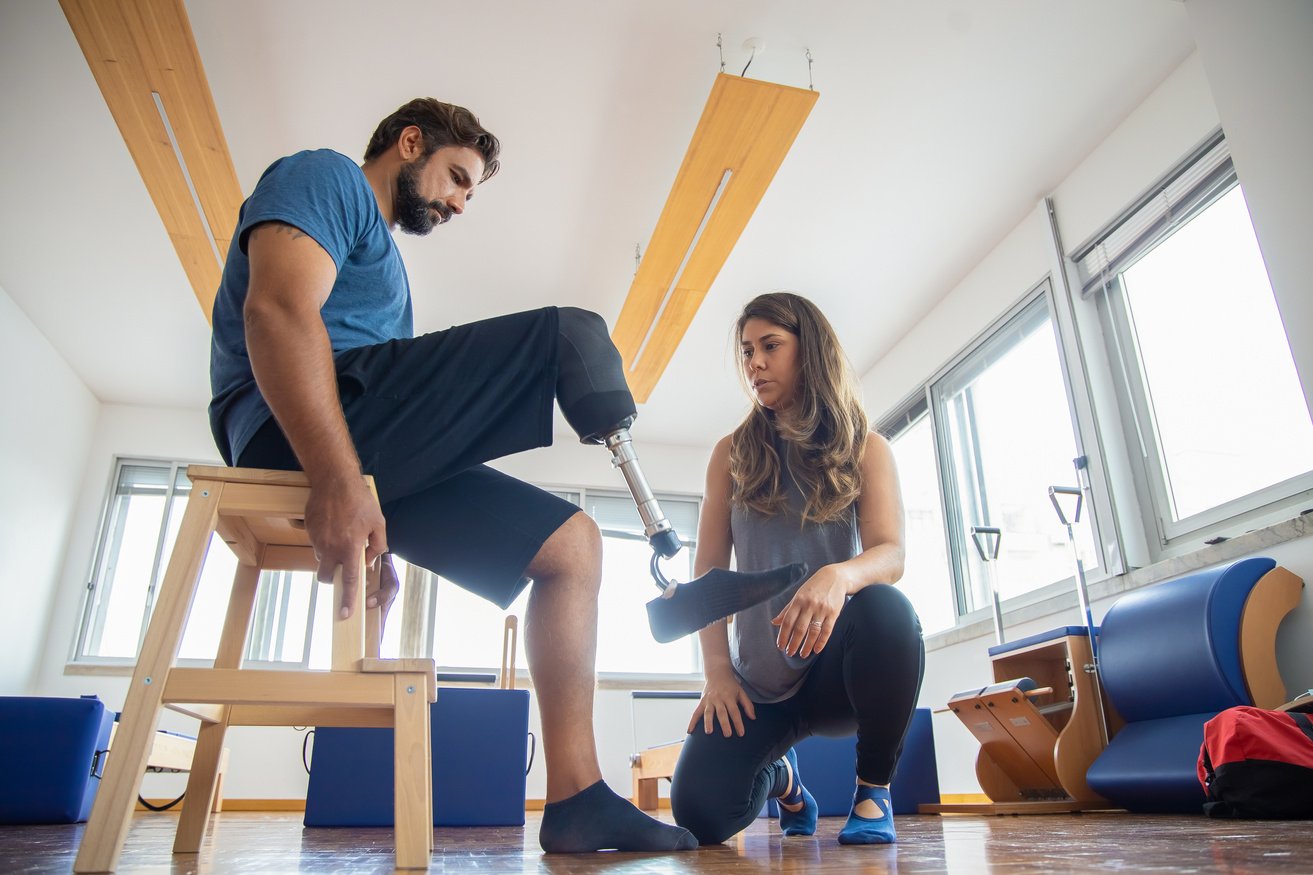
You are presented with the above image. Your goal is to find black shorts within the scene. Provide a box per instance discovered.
[238,307,580,609]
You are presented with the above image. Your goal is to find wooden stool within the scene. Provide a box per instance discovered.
[630,740,682,810]
[74,466,436,871]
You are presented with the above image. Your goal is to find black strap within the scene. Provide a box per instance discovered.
[1292,711,1313,744]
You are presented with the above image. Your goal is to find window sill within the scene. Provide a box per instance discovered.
[923,510,1311,654]
[65,660,705,693]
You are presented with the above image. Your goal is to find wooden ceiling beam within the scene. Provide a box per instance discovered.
[612,74,818,403]
[61,0,243,323]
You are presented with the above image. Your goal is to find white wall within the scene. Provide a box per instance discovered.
[1185,0,1313,420]
[0,283,98,695]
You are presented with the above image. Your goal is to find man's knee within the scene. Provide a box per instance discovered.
[526,510,601,584]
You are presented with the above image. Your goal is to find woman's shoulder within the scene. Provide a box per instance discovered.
[706,433,734,474]
[864,430,892,454]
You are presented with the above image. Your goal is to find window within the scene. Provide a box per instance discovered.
[1074,132,1313,546]
[430,489,701,675]
[78,465,701,676]
[931,288,1100,615]
[76,460,238,662]
[883,398,955,635]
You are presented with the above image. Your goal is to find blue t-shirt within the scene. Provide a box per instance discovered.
[209,150,413,464]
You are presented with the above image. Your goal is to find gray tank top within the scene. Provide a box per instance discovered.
[729,441,861,703]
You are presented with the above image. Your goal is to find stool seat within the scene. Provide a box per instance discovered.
[74,466,436,871]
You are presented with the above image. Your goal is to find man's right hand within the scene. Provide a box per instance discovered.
[304,473,389,618]
[688,670,757,738]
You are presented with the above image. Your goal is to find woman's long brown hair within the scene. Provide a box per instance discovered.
[729,292,868,524]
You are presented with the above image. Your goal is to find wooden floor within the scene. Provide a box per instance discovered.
[3,809,1309,873]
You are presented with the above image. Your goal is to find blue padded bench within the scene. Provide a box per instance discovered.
[1086,557,1303,813]
[305,686,531,827]
[0,696,114,824]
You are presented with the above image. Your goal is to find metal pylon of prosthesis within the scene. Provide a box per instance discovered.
[604,428,683,589]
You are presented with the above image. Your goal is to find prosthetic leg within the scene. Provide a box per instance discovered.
[557,308,805,642]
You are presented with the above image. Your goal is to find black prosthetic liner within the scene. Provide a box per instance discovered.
[556,307,637,443]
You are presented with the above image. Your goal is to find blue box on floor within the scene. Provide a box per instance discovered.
[0,695,115,824]
[305,687,530,827]
[764,707,939,817]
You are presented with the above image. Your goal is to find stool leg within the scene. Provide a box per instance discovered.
[75,481,223,873]
[332,551,368,671]
[634,775,659,811]
[365,562,382,659]
[175,561,261,853]
[394,673,432,869]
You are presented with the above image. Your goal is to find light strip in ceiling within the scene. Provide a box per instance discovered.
[61,0,243,323]
[612,73,819,403]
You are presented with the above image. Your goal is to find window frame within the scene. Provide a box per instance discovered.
[1074,137,1313,555]
[880,279,1118,631]
[72,457,204,666]
[879,390,957,636]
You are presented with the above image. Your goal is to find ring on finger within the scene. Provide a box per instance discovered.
[809,620,823,629]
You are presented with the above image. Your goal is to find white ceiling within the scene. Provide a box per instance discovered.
[0,0,1195,448]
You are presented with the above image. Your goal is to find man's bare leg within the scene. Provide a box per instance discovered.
[525,511,696,852]
[523,511,604,800]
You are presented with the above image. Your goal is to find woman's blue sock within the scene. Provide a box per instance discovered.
[539,780,698,853]
[838,784,896,845]
[774,748,817,837]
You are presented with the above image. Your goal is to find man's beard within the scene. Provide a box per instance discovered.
[394,158,450,236]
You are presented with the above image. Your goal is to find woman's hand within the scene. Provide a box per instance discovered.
[688,670,757,737]
[772,564,852,658]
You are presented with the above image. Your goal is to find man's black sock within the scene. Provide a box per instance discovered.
[539,780,698,853]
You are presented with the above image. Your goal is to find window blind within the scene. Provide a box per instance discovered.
[1071,131,1235,297]
[583,492,699,542]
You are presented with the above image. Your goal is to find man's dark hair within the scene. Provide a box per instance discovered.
[363,98,500,181]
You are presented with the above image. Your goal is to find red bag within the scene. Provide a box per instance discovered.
[1198,705,1313,819]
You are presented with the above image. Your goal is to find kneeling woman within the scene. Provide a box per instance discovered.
[671,292,925,845]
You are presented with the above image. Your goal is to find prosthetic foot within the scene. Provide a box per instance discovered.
[599,423,807,643]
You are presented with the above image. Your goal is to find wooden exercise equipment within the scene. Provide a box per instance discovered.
[499,615,519,690]
[106,724,230,813]
[75,466,436,871]
[928,631,1116,815]
[631,740,683,812]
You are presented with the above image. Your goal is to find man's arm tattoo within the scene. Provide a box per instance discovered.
[251,221,309,242]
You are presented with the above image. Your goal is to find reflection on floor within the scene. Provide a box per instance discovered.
[2,809,1306,873]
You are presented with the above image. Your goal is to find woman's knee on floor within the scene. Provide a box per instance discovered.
[670,772,756,846]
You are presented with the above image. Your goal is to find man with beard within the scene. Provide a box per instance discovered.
[208,98,697,854]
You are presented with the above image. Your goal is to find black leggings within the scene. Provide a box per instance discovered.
[670,584,925,845]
